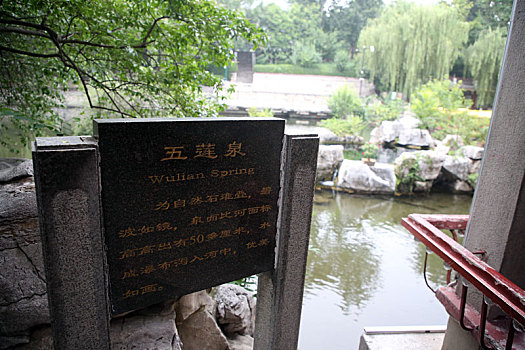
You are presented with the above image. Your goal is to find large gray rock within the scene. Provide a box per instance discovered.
[413,181,433,193]
[15,303,184,350]
[394,151,445,181]
[370,115,433,148]
[416,151,445,180]
[0,174,50,349]
[316,145,344,181]
[461,145,484,160]
[370,120,402,144]
[227,334,254,350]
[10,327,53,350]
[469,159,481,175]
[175,290,216,324]
[336,160,396,194]
[177,307,229,350]
[370,163,397,190]
[111,312,182,350]
[397,128,433,148]
[0,247,49,346]
[215,284,256,337]
[442,135,464,150]
[433,140,451,155]
[443,155,471,181]
[453,180,473,193]
[0,159,33,183]
[398,113,422,129]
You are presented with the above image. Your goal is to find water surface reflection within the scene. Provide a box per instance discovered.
[299,192,472,349]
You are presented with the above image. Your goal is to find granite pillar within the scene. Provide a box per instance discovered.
[254,134,319,350]
[32,136,110,349]
[442,0,525,348]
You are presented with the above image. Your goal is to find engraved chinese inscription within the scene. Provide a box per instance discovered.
[95,118,284,315]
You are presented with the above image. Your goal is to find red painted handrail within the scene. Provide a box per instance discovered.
[402,214,525,327]
[402,214,525,348]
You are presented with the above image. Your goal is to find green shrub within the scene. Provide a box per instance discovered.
[366,97,406,124]
[247,107,274,118]
[71,116,94,136]
[361,142,379,158]
[343,148,363,160]
[319,116,365,137]
[291,41,322,68]
[467,173,479,188]
[328,85,365,118]
[334,50,350,72]
[411,79,488,145]
[395,155,424,194]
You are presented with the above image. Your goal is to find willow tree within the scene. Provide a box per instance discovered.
[358,2,469,99]
[466,26,507,107]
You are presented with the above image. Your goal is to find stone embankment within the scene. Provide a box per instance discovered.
[316,114,484,195]
[0,159,256,350]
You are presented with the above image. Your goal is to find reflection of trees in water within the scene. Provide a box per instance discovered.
[305,194,389,314]
[399,194,470,288]
[412,232,466,288]
[305,192,472,315]
[412,245,448,288]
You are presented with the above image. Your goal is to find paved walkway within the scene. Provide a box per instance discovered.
[222,72,375,113]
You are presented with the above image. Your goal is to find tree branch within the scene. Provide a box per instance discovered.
[0,45,59,58]
[0,18,46,31]
[141,16,170,47]
[0,26,50,39]
[90,105,135,118]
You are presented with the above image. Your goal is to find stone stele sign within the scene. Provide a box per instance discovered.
[94,117,285,315]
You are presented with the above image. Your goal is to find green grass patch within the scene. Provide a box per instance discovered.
[254,63,358,77]
[344,149,362,160]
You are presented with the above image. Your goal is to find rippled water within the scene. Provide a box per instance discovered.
[298,192,472,349]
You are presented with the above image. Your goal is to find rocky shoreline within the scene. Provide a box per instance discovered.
[315,114,484,195]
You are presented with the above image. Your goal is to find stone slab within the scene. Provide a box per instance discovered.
[94,118,284,315]
[359,332,445,350]
[359,326,446,350]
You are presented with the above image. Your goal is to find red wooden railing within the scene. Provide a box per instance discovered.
[402,214,525,350]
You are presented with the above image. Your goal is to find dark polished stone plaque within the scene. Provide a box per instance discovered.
[95,118,284,315]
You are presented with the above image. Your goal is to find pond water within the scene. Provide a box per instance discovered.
[298,191,472,349]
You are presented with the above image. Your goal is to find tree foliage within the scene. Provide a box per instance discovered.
[246,0,383,64]
[291,41,322,67]
[411,79,489,145]
[411,79,471,132]
[323,0,383,57]
[358,2,469,99]
[0,0,263,148]
[327,84,365,118]
[463,0,514,31]
[246,3,293,63]
[465,26,507,107]
[247,2,328,64]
